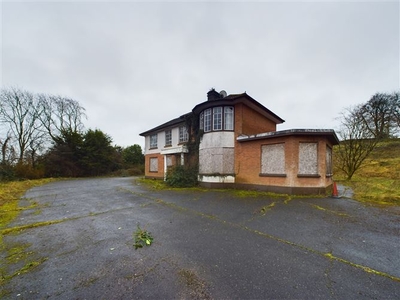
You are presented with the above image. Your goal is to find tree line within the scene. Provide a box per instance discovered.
[335,91,400,180]
[1,87,399,182]
[0,87,144,181]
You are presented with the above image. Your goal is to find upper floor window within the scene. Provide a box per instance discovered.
[200,106,234,132]
[179,126,189,143]
[224,107,234,130]
[165,130,172,146]
[213,107,222,131]
[150,134,157,149]
[199,112,204,131]
[204,108,212,132]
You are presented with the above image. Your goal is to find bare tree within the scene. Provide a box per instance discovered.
[358,91,400,139]
[0,134,12,164]
[38,94,86,141]
[335,105,378,180]
[0,87,44,163]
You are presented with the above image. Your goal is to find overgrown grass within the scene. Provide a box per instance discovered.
[334,139,400,206]
[137,178,205,192]
[0,179,57,229]
[0,179,56,294]
[137,178,316,201]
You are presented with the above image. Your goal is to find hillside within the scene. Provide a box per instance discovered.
[334,139,400,206]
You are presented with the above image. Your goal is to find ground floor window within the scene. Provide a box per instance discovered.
[298,142,318,175]
[261,143,285,176]
[326,146,333,176]
[149,157,158,172]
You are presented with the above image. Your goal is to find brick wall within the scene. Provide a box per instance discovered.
[144,153,164,179]
[235,103,277,136]
[235,135,334,190]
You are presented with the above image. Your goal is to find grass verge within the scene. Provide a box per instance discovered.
[334,139,400,206]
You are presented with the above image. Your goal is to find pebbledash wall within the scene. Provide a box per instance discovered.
[140,89,339,195]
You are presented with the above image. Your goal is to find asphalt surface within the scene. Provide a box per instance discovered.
[1,177,400,299]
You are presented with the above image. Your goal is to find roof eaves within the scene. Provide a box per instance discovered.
[237,129,339,145]
[139,112,192,136]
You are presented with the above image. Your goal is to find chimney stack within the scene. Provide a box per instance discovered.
[207,88,222,101]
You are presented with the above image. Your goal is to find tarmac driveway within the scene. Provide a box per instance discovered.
[1,177,400,299]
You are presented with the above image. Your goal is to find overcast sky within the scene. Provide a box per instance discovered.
[1,0,399,148]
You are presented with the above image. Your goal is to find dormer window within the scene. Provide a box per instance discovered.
[200,106,234,132]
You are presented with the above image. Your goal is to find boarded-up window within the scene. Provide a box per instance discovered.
[261,143,285,175]
[299,143,318,175]
[326,146,333,176]
[149,157,158,172]
[166,155,173,167]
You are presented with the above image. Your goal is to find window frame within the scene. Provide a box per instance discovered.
[224,106,234,130]
[149,134,158,149]
[165,130,172,146]
[204,108,212,132]
[200,106,234,132]
[179,125,189,143]
[213,107,223,131]
[149,157,158,172]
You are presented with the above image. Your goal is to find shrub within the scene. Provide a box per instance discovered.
[165,165,198,188]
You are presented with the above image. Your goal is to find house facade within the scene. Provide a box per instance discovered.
[140,89,339,195]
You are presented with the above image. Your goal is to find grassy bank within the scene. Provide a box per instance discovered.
[334,139,400,206]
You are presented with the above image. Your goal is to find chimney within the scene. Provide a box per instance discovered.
[207,88,222,101]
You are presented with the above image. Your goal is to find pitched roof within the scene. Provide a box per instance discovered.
[192,92,285,124]
[140,91,285,136]
[139,112,192,136]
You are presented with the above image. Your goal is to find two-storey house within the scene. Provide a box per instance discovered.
[140,88,339,194]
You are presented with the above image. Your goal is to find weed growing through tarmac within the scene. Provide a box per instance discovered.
[133,225,153,250]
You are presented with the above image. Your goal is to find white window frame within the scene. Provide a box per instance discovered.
[150,134,158,149]
[200,106,234,132]
[179,126,188,143]
[213,107,222,131]
[224,106,234,130]
[165,130,172,146]
[204,108,211,132]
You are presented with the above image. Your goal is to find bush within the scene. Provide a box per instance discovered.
[166,165,198,187]
[112,166,144,177]
[0,163,15,182]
